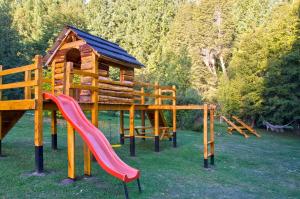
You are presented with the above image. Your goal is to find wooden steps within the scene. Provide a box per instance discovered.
[221,116,249,138]
[222,116,260,138]
[232,116,261,137]
[0,111,26,140]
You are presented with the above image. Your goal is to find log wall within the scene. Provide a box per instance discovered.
[51,35,136,104]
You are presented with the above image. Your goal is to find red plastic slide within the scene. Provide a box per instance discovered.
[43,93,140,183]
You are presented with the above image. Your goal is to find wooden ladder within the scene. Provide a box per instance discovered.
[221,116,249,138]
[232,116,261,137]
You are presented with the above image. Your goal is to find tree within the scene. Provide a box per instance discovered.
[218,1,300,124]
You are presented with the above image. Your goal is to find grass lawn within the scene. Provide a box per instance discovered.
[0,113,299,199]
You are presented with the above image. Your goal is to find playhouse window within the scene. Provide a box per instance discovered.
[109,67,120,81]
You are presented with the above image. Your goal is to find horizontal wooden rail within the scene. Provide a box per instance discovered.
[159,86,175,91]
[99,79,134,87]
[134,81,155,88]
[0,99,36,110]
[72,69,98,78]
[42,78,51,83]
[0,80,37,90]
[133,91,175,100]
[70,84,98,91]
[0,64,35,77]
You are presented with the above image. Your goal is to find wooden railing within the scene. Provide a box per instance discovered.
[0,55,43,103]
[61,62,176,106]
[133,81,176,105]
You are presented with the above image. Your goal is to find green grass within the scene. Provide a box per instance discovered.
[0,113,299,199]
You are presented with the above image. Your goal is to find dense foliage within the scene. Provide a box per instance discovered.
[0,0,299,127]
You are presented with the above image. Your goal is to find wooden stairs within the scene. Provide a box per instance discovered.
[221,116,260,138]
[0,111,26,140]
[146,110,172,140]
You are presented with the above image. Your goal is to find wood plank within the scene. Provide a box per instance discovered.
[60,40,86,50]
[0,64,35,77]
[203,104,208,160]
[99,79,133,87]
[34,55,43,147]
[0,80,37,90]
[99,89,133,98]
[67,122,75,179]
[99,83,133,92]
[73,69,98,78]
[232,116,261,137]
[221,116,249,138]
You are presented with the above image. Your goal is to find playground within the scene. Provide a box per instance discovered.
[0,113,299,199]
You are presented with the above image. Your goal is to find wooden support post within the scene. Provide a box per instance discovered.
[141,87,145,141]
[83,143,91,176]
[64,62,73,96]
[51,111,58,150]
[203,104,208,168]
[67,122,75,179]
[24,68,31,99]
[0,65,2,156]
[83,52,99,176]
[51,61,57,95]
[210,107,215,165]
[154,82,159,152]
[120,110,125,144]
[34,55,44,173]
[129,105,135,156]
[172,85,177,147]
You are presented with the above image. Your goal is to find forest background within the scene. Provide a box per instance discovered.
[0,0,299,129]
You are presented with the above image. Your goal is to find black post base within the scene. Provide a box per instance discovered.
[35,146,44,173]
[210,155,214,165]
[204,159,208,168]
[51,134,57,150]
[155,136,159,152]
[173,132,177,148]
[130,136,135,156]
[120,134,125,145]
[123,182,129,199]
[137,178,142,193]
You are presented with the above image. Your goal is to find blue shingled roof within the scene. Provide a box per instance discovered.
[67,26,144,67]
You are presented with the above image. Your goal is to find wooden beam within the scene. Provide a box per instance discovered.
[172,85,177,147]
[210,108,215,165]
[51,110,57,150]
[83,143,91,176]
[34,55,44,173]
[24,70,32,99]
[34,55,43,147]
[203,104,208,168]
[0,64,35,77]
[0,100,36,110]
[120,110,124,144]
[60,40,86,50]
[129,105,135,156]
[0,80,37,90]
[67,122,75,179]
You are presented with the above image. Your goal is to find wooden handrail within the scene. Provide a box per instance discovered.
[42,78,51,83]
[0,80,37,90]
[99,79,134,87]
[72,69,98,78]
[0,64,36,77]
[134,81,155,88]
[70,84,98,91]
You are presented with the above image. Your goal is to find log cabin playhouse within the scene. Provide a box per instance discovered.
[0,26,215,180]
